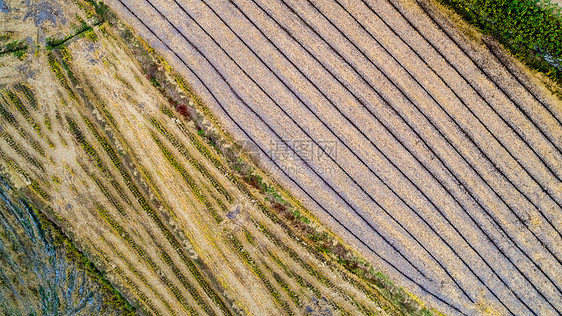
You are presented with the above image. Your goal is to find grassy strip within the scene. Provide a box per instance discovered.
[0,39,27,58]
[227,233,294,315]
[46,20,104,50]
[431,0,562,85]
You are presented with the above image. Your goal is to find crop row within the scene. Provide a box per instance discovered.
[296,230,395,311]
[47,52,77,101]
[0,131,45,172]
[0,99,45,157]
[255,220,333,289]
[227,233,293,315]
[149,116,232,203]
[57,49,80,87]
[1,89,41,136]
[265,242,351,315]
[162,104,383,310]
[99,233,179,316]
[110,264,161,316]
[254,220,376,314]
[159,249,212,315]
[13,83,38,110]
[96,205,198,315]
[85,169,127,217]
[66,116,112,177]
[0,149,50,201]
[84,83,120,134]
[160,107,235,183]
[260,252,301,308]
[68,117,135,215]
[43,114,52,132]
[151,132,223,224]
[77,111,232,315]
[207,187,228,213]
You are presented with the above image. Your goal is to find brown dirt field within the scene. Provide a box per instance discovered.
[2,0,425,314]
[103,0,562,314]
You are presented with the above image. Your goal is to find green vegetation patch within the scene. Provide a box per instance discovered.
[435,0,562,85]
[0,39,28,59]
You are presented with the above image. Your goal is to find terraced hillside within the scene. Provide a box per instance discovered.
[0,0,436,315]
[103,0,562,314]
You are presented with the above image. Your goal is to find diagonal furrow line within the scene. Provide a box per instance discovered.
[397,0,562,153]
[288,0,562,268]
[199,0,560,313]
[353,0,562,237]
[111,1,467,313]
[327,0,562,300]
[258,0,561,309]
[357,0,562,186]
[306,0,562,218]
[391,0,562,201]
[481,40,562,127]
[187,0,484,307]
[237,0,562,312]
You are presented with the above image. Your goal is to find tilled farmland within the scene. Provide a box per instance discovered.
[104,0,562,314]
[2,0,440,314]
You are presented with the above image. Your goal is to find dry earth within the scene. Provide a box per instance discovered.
[103,0,562,314]
[0,0,436,315]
